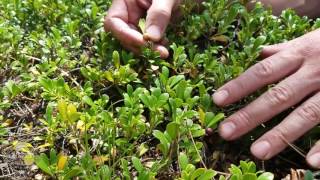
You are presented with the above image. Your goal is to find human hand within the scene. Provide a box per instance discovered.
[250,0,320,18]
[213,29,320,168]
[104,0,181,59]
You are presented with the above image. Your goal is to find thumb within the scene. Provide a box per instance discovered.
[144,0,176,42]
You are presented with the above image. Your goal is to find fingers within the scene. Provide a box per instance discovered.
[218,67,319,141]
[145,0,176,42]
[106,17,146,46]
[105,0,169,58]
[260,42,292,58]
[105,0,145,47]
[307,140,320,168]
[213,50,303,107]
[137,0,151,9]
[250,92,320,160]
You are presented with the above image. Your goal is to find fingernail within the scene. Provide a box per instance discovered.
[308,152,320,168]
[251,141,271,159]
[220,122,236,139]
[213,90,229,105]
[205,128,214,136]
[146,25,161,41]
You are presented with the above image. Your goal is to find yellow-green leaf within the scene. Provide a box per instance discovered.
[93,155,109,166]
[66,104,80,123]
[198,108,205,126]
[105,71,114,82]
[58,100,68,121]
[113,51,120,69]
[24,154,35,166]
[139,18,146,34]
[57,153,68,170]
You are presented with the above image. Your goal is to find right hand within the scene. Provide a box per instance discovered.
[104,0,181,59]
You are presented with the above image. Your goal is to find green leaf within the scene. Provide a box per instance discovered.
[253,36,266,50]
[23,154,34,166]
[63,167,82,180]
[82,96,95,107]
[49,149,58,165]
[229,165,242,176]
[166,122,179,139]
[191,168,206,179]
[137,143,149,157]
[132,156,144,172]
[58,100,68,121]
[243,173,258,180]
[66,104,80,123]
[152,130,170,155]
[257,172,274,180]
[35,154,54,176]
[199,170,217,180]
[113,51,120,69]
[304,170,314,180]
[178,153,189,170]
[139,19,146,34]
[140,94,151,108]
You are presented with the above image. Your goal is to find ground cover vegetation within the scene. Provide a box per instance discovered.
[0,0,320,179]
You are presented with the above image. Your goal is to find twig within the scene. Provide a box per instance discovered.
[24,55,42,62]
[187,128,207,169]
[281,136,306,158]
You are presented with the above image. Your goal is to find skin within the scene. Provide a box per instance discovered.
[105,0,320,168]
[104,0,181,59]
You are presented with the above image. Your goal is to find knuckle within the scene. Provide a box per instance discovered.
[267,85,292,106]
[297,102,320,124]
[271,126,289,144]
[252,60,273,78]
[149,8,171,19]
[279,51,303,62]
[304,65,320,79]
[233,109,252,127]
[104,15,112,32]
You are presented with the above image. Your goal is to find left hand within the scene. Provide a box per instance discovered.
[213,29,320,168]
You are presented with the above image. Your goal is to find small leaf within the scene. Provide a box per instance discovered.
[132,156,144,172]
[198,108,205,126]
[253,36,266,50]
[66,104,80,123]
[257,172,274,180]
[58,100,68,121]
[82,96,95,107]
[243,173,258,180]
[191,168,206,179]
[166,122,179,139]
[93,155,109,166]
[152,130,170,155]
[199,169,217,180]
[105,71,114,82]
[137,143,149,157]
[63,167,82,180]
[178,153,189,170]
[35,154,54,176]
[113,51,120,69]
[139,19,146,34]
[207,113,225,128]
[57,153,68,170]
[304,170,314,180]
[24,154,34,166]
[210,35,229,43]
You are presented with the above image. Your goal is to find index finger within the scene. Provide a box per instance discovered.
[104,0,145,47]
[213,50,303,107]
